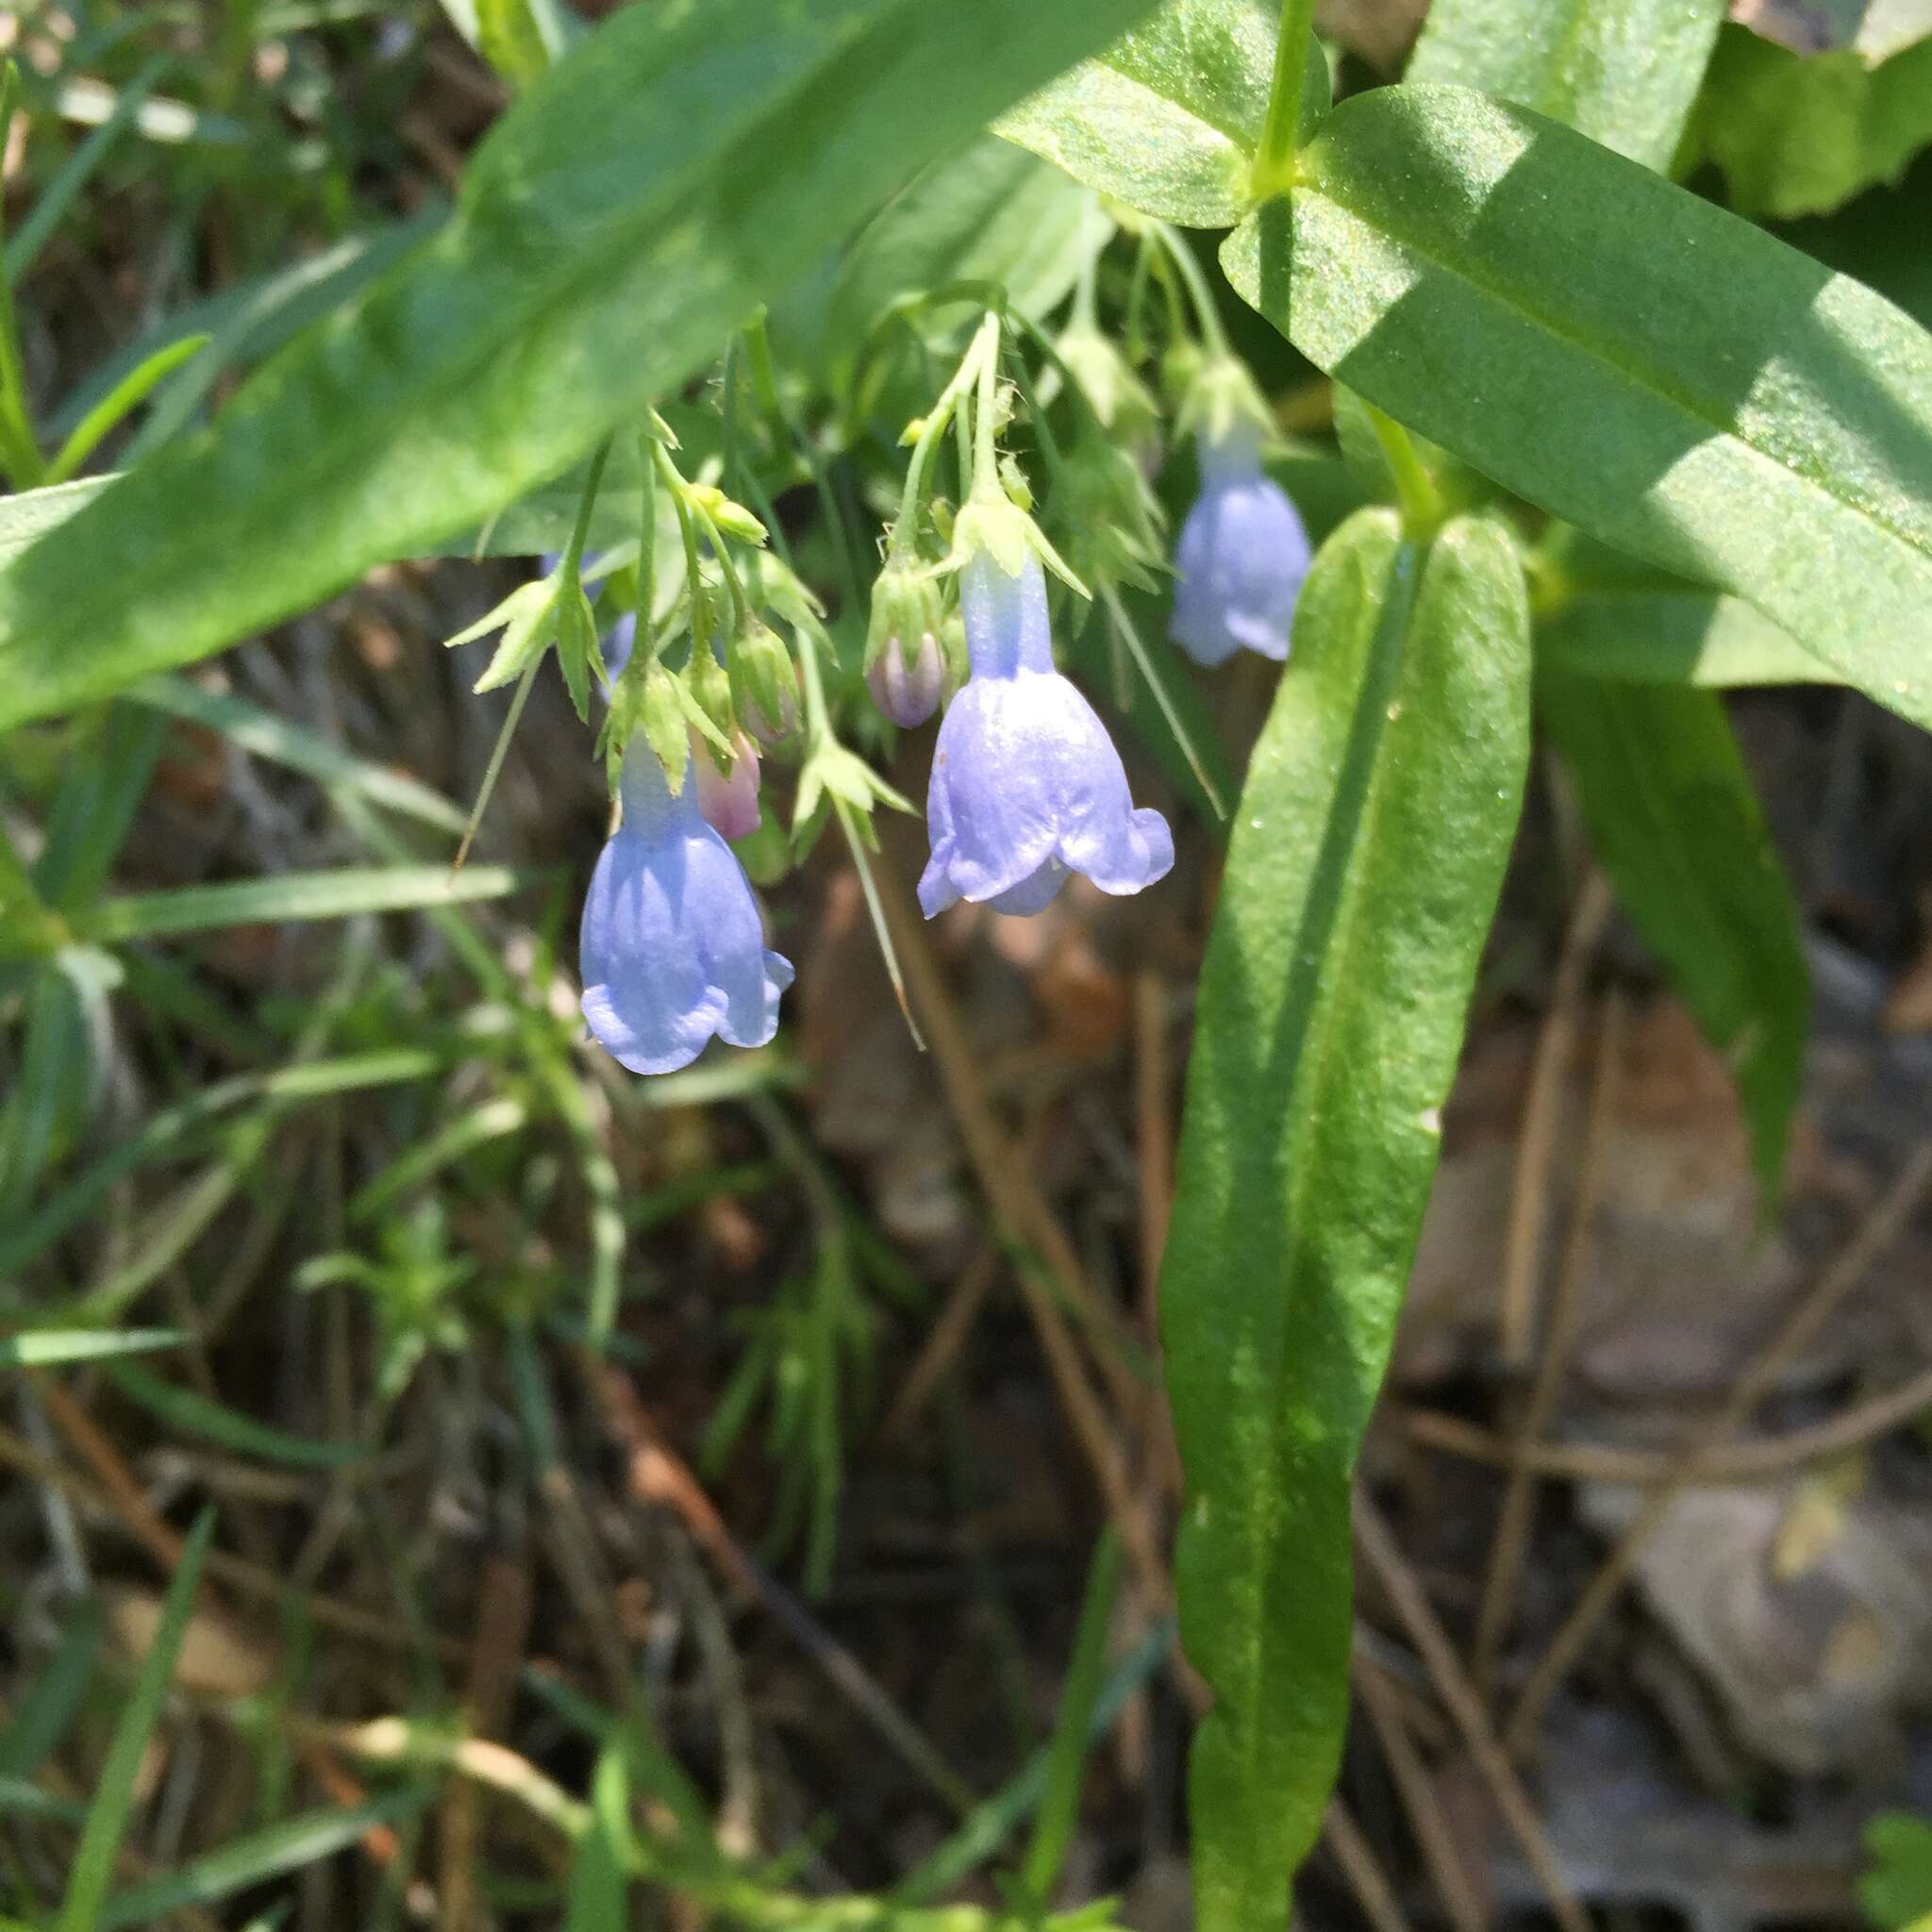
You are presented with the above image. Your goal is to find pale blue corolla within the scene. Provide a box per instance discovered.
[919,550,1173,918]
[579,740,791,1074]
[1169,426,1310,667]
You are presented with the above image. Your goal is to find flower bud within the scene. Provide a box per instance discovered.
[691,727,763,841]
[729,617,799,744]
[686,637,736,743]
[864,563,946,727]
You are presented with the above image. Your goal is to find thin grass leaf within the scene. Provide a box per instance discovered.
[561,1748,631,1932]
[0,1326,183,1367]
[5,58,168,284]
[98,1792,430,1931]
[104,1363,363,1470]
[1018,1529,1124,1908]
[80,864,526,944]
[0,1598,102,1779]
[46,334,210,485]
[56,1507,215,1932]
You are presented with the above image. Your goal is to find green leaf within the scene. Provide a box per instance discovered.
[997,0,1327,226]
[77,864,525,945]
[475,0,571,87]
[1407,0,1727,172]
[0,1326,183,1368]
[1696,24,1932,219]
[1161,508,1530,1930]
[1862,1813,1932,1931]
[1017,1530,1123,1908]
[45,334,209,486]
[56,1508,215,1932]
[824,134,1110,372]
[0,0,1161,733]
[1538,578,1840,686]
[0,475,113,570]
[98,1792,429,1930]
[1220,84,1932,735]
[128,675,468,835]
[562,1747,632,1931]
[0,1599,102,1779]
[1541,677,1807,1194]
[104,1363,363,1470]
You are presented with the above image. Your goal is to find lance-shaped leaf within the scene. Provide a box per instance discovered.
[1407,0,1727,172]
[997,0,1326,226]
[1162,508,1530,1930]
[1541,676,1807,1196]
[1220,85,1932,735]
[0,0,1158,732]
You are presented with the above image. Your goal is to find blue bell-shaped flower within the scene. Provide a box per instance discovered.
[919,550,1173,918]
[579,740,791,1074]
[1169,426,1310,667]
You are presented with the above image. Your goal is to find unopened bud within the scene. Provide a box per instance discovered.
[691,727,762,841]
[729,617,799,744]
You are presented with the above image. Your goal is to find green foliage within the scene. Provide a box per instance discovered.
[0,0,1159,731]
[1862,1813,1932,1930]
[1696,23,1932,218]
[1541,678,1807,1193]
[1221,84,1932,735]
[1162,509,1531,1931]
[56,1509,215,1932]
[1407,0,1728,171]
[997,0,1326,226]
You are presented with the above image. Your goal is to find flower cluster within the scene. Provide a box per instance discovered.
[550,311,1310,1078]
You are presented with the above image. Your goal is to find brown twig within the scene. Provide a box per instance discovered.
[1353,1491,1591,1932]
[876,1244,998,1444]
[440,1552,533,1932]
[877,868,1170,1602]
[1503,1136,1932,1757]
[1352,1648,1487,1932]
[590,1362,979,1819]
[1498,874,1610,1366]
[1322,1798,1417,1932]
[1474,988,1624,1688]
[1397,1361,1932,1485]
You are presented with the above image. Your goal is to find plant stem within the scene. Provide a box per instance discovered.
[1153,223,1229,356]
[1362,401,1445,536]
[1256,0,1318,201]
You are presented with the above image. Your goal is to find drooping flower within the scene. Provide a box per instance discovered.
[1169,425,1311,668]
[579,740,791,1075]
[919,550,1173,919]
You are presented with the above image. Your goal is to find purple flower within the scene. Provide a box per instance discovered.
[919,551,1173,919]
[579,741,792,1074]
[1169,427,1310,667]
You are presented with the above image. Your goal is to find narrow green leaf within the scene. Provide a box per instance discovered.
[998,0,1326,226]
[1222,85,1932,733]
[104,1363,363,1470]
[79,864,525,944]
[128,675,468,835]
[475,0,567,86]
[98,1791,429,1930]
[562,1747,631,1931]
[1162,508,1530,1929]
[46,334,210,485]
[1018,1530,1123,1908]
[1407,0,1726,172]
[56,1508,215,1932]
[6,58,168,286]
[0,1327,183,1367]
[0,1599,103,1779]
[0,0,1160,731]
[1541,676,1807,1195]
[1538,580,1839,685]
